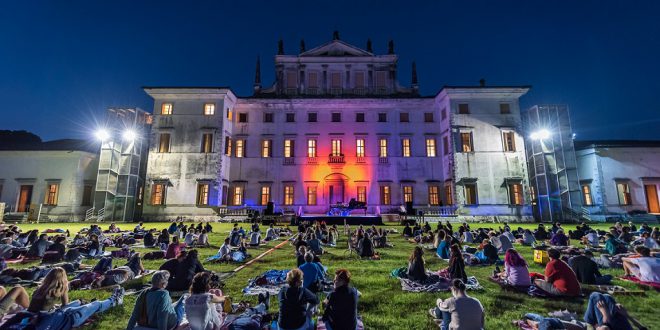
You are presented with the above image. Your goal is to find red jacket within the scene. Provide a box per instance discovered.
[545,259,581,296]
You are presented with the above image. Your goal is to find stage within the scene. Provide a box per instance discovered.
[297,214,383,226]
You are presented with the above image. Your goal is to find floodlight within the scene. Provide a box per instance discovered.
[530,129,551,140]
[95,129,110,141]
[123,129,137,141]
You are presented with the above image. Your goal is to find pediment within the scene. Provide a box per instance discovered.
[300,40,373,57]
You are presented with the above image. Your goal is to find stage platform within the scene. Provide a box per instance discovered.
[297,214,383,226]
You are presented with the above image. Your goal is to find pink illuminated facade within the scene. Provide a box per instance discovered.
[141,36,533,221]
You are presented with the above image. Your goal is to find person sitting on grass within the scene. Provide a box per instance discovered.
[322,269,361,330]
[265,224,278,241]
[278,268,319,330]
[184,229,197,246]
[534,248,581,297]
[402,223,413,238]
[407,246,428,282]
[496,248,531,287]
[490,231,513,254]
[517,229,536,246]
[249,229,262,247]
[436,231,451,259]
[28,267,70,312]
[161,250,188,275]
[196,230,209,247]
[462,229,474,244]
[357,232,375,258]
[569,250,613,285]
[0,285,29,314]
[583,230,600,248]
[479,239,499,264]
[604,233,628,256]
[165,236,186,259]
[127,270,185,330]
[638,232,659,250]
[429,279,484,330]
[447,244,467,283]
[26,233,51,258]
[307,233,323,255]
[534,224,549,241]
[185,272,225,330]
[622,245,660,284]
[299,252,325,293]
[326,227,338,247]
[550,229,570,247]
[167,249,205,292]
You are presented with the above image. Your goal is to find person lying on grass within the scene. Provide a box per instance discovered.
[429,279,484,330]
[622,245,660,284]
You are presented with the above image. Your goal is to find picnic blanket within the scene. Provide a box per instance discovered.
[391,267,482,292]
[242,269,290,296]
[581,284,644,295]
[488,276,531,293]
[619,275,660,290]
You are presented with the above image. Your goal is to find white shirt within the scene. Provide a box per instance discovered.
[587,232,599,246]
[184,293,223,330]
[634,257,660,283]
[462,232,474,243]
[185,233,196,245]
[643,237,659,249]
[266,228,277,240]
[250,232,261,245]
[218,244,230,257]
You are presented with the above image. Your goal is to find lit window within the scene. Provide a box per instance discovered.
[458,103,469,114]
[617,183,631,205]
[380,186,391,205]
[426,138,436,157]
[399,112,409,122]
[151,183,166,205]
[284,139,295,158]
[582,184,593,206]
[45,183,59,205]
[443,136,449,155]
[284,185,294,205]
[161,103,173,115]
[238,113,248,123]
[235,139,245,158]
[197,183,210,206]
[261,140,272,158]
[464,183,478,205]
[444,181,453,205]
[260,186,271,205]
[307,139,317,158]
[307,186,317,205]
[224,136,232,156]
[357,186,367,203]
[201,133,213,153]
[402,138,411,157]
[331,112,341,122]
[500,103,511,114]
[379,138,388,158]
[460,132,473,152]
[233,186,243,205]
[502,131,516,152]
[159,133,171,153]
[204,103,215,115]
[424,112,434,122]
[356,139,365,157]
[508,183,523,205]
[428,186,440,205]
[403,186,414,203]
[264,113,274,123]
[227,108,233,120]
[356,112,365,122]
[331,139,342,156]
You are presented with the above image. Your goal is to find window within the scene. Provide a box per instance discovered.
[81,184,93,206]
[442,136,449,155]
[582,184,593,206]
[286,113,295,122]
[286,71,297,88]
[284,185,294,205]
[227,108,233,120]
[375,71,387,88]
[158,133,171,153]
[426,138,436,157]
[45,183,59,205]
[403,186,414,203]
[196,183,210,206]
[357,186,367,203]
[424,112,434,123]
[204,103,215,115]
[378,113,387,122]
[308,113,317,122]
[161,103,173,115]
[458,103,470,114]
[233,186,243,205]
[500,103,511,114]
[429,186,440,205]
[261,140,272,158]
[444,182,453,205]
[331,139,342,156]
[402,138,411,157]
[307,139,317,157]
[502,131,516,152]
[201,133,213,153]
[151,183,166,205]
[284,139,295,158]
[330,72,341,89]
[617,183,632,205]
[235,139,245,158]
[379,138,388,158]
[356,139,365,157]
[354,72,365,88]
[441,107,447,120]
[308,72,319,88]
[238,113,248,123]
[331,112,341,122]
[221,186,228,205]
[380,186,391,205]
[464,183,478,205]
[508,183,523,205]
[260,186,271,205]
[356,112,365,122]
[399,112,409,122]
[224,136,232,156]
[460,132,473,152]
[264,112,274,123]
[307,186,317,205]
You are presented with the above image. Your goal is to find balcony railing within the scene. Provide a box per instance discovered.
[285,88,298,95]
[353,87,367,95]
[283,157,295,165]
[379,157,389,164]
[306,157,318,165]
[356,156,366,164]
[329,88,342,95]
[305,87,320,95]
[328,155,345,164]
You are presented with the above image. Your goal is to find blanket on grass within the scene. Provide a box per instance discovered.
[619,275,660,290]
[391,267,482,292]
[242,269,290,296]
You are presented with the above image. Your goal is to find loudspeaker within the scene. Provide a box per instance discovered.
[265,202,274,215]
[406,201,415,215]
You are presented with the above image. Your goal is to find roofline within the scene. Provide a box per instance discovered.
[434,85,532,98]
[142,86,232,90]
[574,140,660,149]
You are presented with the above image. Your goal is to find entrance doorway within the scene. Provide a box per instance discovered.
[17,185,33,212]
[328,183,344,205]
[644,184,660,214]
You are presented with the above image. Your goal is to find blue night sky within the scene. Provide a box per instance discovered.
[1,0,659,141]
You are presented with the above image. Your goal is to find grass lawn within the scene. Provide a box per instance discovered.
[7,221,660,330]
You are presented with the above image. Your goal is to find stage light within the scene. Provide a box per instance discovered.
[530,129,551,140]
[95,129,110,141]
[123,129,137,141]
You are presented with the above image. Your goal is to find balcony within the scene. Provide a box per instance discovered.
[353,87,367,95]
[329,88,342,95]
[305,87,320,95]
[356,156,366,164]
[306,156,318,165]
[379,157,389,164]
[283,157,295,165]
[285,88,298,95]
[328,154,345,164]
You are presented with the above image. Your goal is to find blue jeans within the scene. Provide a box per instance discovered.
[174,296,185,326]
[524,313,564,330]
[583,292,632,330]
[433,307,451,330]
[63,298,113,327]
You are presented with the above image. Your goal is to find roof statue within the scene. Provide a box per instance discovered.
[277,39,284,55]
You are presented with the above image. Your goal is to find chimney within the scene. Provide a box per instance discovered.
[411,61,419,94]
[253,56,261,94]
[333,30,340,40]
[300,39,306,53]
[366,38,373,53]
[277,39,284,55]
[479,78,486,87]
